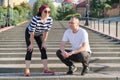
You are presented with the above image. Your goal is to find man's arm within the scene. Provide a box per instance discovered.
[68,42,88,56]
[60,41,66,53]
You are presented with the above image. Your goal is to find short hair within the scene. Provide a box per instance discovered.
[70,17,80,23]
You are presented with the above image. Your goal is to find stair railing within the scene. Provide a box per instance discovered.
[80,17,120,41]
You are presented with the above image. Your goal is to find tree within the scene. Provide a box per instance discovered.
[56,5,74,20]
[90,0,111,18]
[90,0,120,18]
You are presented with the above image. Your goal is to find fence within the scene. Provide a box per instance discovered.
[80,17,120,40]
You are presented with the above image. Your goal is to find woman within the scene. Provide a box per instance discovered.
[25,5,54,76]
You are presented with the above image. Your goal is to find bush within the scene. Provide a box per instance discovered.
[63,13,81,20]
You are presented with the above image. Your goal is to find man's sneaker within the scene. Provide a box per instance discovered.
[24,68,30,76]
[66,70,73,75]
[81,67,89,75]
[66,65,77,75]
[72,65,77,72]
[43,69,55,75]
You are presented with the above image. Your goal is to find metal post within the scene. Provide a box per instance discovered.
[119,0,120,15]
[6,0,10,26]
[103,20,104,32]
[84,0,89,26]
[116,21,118,37]
[108,20,110,35]
[98,19,99,31]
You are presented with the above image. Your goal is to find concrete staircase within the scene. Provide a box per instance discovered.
[0,21,120,80]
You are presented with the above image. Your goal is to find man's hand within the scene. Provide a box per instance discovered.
[61,51,72,58]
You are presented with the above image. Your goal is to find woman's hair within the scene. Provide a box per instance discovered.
[37,4,49,17]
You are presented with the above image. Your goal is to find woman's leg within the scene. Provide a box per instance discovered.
[35,36,48,70]
[24,28,33,76]
[35,36,54,74]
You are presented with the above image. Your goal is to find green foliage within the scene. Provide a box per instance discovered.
[63,13,81,20]
[104,3,112,9]
[56,5,74,20]
[0,2,32,26]
[33,0,56,19]
[90,0,119,18]
[90,0,107,17]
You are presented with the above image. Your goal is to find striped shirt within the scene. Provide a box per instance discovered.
[27,15,53,36]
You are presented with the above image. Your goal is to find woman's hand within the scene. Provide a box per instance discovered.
[41,42,47,50]
[27,44,34,52]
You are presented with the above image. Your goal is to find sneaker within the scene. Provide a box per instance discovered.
[72,65,77,72]
[66,70,73,75]
[24,69,30,76]
[43,69,55,75]
[66,65,77,75]
[81,67,89,75]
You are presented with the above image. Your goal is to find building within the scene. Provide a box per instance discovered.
[62,0,76,5]
[0,0,27,7]
[52,0,64,7]
[27,0,64,7]
[76,0,91,16]
[27,0,37,7]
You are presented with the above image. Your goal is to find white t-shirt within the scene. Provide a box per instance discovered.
[62,27,91,53]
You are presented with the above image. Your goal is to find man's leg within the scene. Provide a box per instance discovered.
[56,49,77,75]
[76,51,90,75]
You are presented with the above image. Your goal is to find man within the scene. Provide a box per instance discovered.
[56,17,91,75]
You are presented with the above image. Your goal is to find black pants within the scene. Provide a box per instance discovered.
[25,28,47,60]
[56,49,90,67]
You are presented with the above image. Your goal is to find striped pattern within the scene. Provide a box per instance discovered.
[27,16,53,36]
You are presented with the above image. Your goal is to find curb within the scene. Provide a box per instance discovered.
[0,26,14,33]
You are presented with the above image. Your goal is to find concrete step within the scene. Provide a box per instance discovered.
[0,43,119,48]
[0,47,120,52]
[0,63,120,73]
[0,41,119,44]
[0,52,119,58]
[0,57,119,64]
[0,72,119,80]
[0,38,118,42]
[0,21,120,80]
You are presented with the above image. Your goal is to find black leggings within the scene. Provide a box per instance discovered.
[25,28,47,60]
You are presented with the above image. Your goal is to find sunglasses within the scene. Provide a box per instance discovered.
[44,10,50,14]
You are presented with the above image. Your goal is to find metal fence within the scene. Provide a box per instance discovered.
[80,17,120,40]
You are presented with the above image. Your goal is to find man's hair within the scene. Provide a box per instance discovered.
[70,17,80,23]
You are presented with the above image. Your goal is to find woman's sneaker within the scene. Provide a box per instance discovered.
[24,69,30,76]
[43,69,55,75]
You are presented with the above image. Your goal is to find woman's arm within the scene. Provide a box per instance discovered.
[41,31,49,49]
[27,32,34,52]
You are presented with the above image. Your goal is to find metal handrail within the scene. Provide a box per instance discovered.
[80,17,120,41]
